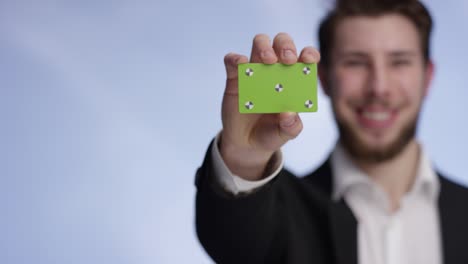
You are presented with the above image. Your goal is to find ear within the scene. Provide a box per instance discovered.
[318,64,331,97]
[423,60,435,98]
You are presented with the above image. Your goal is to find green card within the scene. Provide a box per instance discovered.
[238,63,318,113]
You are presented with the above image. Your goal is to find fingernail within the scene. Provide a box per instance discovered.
[283,49,295,59]
[280,115,296,127]
[305,50,315,58]
[261,50,274,59]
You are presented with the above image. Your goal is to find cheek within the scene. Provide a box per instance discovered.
[331,68,367,100]
[393,70,426,105]
[330,73,363,122]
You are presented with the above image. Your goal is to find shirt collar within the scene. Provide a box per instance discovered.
[330,142,440,202]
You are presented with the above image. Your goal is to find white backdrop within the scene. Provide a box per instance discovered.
[2,0,467,263]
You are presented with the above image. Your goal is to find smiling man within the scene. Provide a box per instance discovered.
[195,1,468,264]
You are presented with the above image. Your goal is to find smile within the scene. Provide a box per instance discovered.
[357,107,397,129]
[362,111,391,121]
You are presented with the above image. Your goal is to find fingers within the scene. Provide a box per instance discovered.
[273,33,298,65]
[250,33,319,66]
[227,33,303,79]
[250,34,278,64]
[298,46,321,64]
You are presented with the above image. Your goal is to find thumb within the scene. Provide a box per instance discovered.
[224,53,249,95]
[278,112,303,141]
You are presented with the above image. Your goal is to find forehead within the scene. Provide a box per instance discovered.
[333,14,421,54]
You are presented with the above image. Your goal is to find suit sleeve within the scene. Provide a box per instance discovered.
[195,141,287,264]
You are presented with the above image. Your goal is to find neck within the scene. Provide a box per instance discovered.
[351,140,421,212]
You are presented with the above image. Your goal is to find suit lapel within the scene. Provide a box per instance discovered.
[438,175,468,264]
[329,199,358,264]
[306,160,358,264]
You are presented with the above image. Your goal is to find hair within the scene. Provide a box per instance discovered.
[318,0,433,67]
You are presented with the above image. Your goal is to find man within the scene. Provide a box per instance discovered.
[195,0,468,263]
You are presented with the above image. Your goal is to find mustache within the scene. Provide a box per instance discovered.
[348,98,400,108]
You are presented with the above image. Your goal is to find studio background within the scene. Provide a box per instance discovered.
[2,0,467,263]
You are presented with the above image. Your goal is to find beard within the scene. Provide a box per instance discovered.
[334,105,420,164]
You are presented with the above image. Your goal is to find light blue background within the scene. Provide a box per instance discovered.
[2,0,467,263]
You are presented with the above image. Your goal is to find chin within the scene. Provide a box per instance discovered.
[337,117,419,163]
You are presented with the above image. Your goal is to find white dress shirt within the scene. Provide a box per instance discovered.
[211,134,443,264]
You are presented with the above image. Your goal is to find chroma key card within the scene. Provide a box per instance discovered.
[238,63,318,113]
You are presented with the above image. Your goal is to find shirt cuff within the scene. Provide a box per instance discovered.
[210,132,284,195]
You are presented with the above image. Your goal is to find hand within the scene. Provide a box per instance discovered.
[219,33,321,181]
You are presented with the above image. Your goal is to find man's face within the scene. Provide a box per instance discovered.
[321,14,434,162]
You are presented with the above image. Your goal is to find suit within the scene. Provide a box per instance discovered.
[195,143,468,264]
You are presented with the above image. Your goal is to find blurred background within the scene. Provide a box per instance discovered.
[1,0,467,263]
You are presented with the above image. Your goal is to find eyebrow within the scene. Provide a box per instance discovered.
[388,51,418,58]
[339,50,419,58]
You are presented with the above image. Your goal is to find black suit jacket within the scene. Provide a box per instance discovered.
[195,144,468,264]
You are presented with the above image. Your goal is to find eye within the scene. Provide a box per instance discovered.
[391,59,412,67]
[343,60,367,67]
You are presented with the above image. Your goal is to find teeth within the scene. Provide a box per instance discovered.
[362,111,390,121]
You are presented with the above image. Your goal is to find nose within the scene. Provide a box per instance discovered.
[366,60,390,99]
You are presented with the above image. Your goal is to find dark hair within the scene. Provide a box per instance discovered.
[318,0,433,67]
